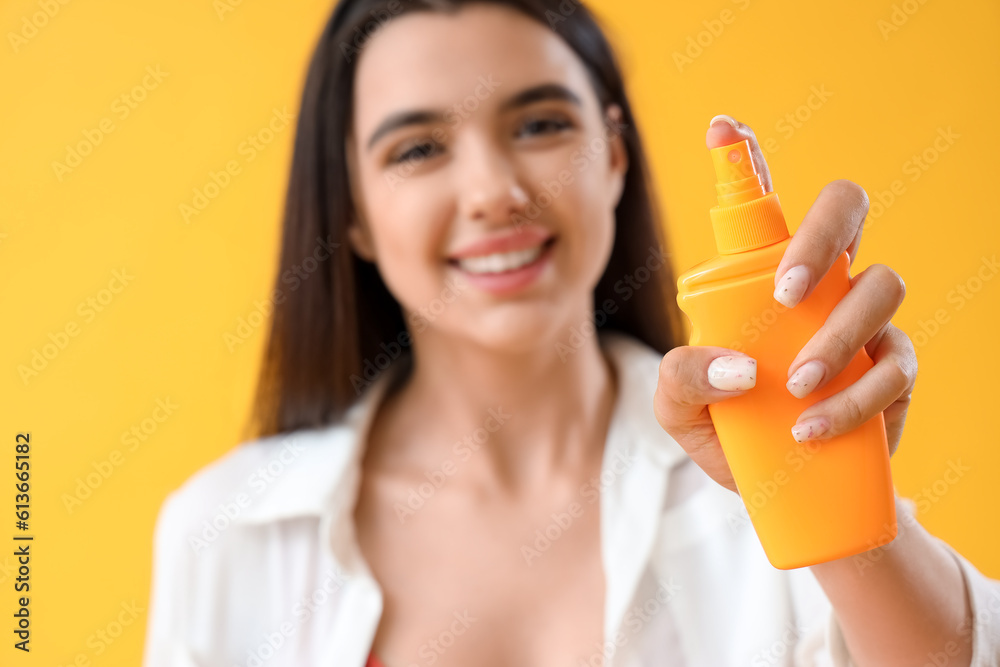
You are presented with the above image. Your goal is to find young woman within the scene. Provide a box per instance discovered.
[143,1,1000,666]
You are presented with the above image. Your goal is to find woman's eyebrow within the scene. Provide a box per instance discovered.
[365,83,583,153]
[498,82,583,113]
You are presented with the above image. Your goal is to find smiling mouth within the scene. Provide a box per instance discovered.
[448,237,557,275]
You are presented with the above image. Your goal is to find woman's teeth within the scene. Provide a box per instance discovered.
[456,244,544,275]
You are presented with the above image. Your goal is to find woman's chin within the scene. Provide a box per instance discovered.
[454,310,582,356]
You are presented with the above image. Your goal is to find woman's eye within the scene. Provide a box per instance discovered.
[517,116,573,138]
[390,141,440,165]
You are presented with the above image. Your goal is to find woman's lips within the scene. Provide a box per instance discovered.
[447,227,554,261]
[448,237,556,296]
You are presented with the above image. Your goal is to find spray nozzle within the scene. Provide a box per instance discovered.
[710,139,767,207]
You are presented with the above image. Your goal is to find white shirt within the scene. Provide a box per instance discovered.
[143,331,1000,667]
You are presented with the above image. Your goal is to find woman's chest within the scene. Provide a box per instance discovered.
[354,476,609,667]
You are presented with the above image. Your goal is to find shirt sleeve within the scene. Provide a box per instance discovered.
[819,499,1000,667]
[787,563,852,667]
[142,491,206,667]
[931,536,1000,666]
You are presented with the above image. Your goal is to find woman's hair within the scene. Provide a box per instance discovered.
[246,0,682,440]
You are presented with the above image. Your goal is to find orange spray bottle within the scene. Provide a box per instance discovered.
[675,138,896,569]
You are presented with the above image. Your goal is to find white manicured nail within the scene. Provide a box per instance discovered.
[709,114,739,129]
[708,355,757,391]
[787,360,826,399]
[774,265,810,308]
[791,417,830,442]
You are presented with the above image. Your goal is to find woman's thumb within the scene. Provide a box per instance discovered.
[654,346,757,431]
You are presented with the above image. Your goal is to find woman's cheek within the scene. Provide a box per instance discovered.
[372,207,452,319]
[377,257,442,331]
[574,158,618,256]
[555,181,613,288]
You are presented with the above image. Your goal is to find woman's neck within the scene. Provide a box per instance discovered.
[364,328,618,498]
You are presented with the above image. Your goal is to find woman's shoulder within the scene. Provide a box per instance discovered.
[153,363,413,551]
[161,431,305,514]
[153,423,356,550]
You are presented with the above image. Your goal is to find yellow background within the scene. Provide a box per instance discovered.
[1,0,997,663]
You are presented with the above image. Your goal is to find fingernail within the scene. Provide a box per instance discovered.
[774,265,810,308]
[786,360,826,399]
[791,416,830,443]
[709,114,739,130]
[708,355,757,391]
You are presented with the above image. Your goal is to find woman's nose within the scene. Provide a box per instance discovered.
[455,136,530,225]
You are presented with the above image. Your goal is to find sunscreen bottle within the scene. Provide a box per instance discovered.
[675,139,896,569]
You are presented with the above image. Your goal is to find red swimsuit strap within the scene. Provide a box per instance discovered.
[366,652,385,667]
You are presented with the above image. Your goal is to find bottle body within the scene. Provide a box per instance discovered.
[676,239,896,569]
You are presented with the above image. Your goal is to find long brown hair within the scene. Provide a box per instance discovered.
[247,0,682,440]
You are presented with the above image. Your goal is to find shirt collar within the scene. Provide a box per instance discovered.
[229,370,395,528]
[232,330,691,607]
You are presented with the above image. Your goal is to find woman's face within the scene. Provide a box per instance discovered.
[346,2,628,353]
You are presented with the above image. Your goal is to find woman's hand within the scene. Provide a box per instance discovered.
[653,115,918,494]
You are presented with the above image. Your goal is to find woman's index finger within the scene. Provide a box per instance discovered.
[705,114,773,194]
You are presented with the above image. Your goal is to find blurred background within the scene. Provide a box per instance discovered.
[1,0,998,663]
